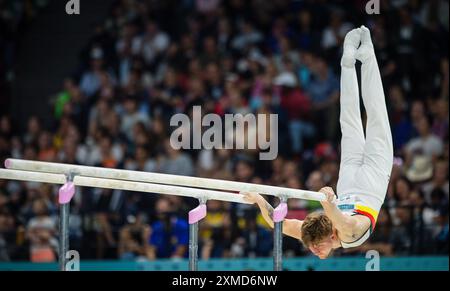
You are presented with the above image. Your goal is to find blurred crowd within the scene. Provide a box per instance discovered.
[0,0,448,262]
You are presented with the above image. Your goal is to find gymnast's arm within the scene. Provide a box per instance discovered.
[318,187,359,235]
[242,192,303,240]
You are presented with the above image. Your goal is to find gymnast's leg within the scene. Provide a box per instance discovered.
[355,25,394,197]
[336,28,366,196]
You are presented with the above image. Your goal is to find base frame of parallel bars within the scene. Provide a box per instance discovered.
[188,199,207,271]
[58,172,76,271]
[272,196,288,271]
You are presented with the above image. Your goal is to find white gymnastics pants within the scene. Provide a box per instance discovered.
[336,54,394,210]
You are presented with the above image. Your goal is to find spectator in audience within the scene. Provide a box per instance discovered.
[305,170,325,210]
[26,199,58,262]
[159,139,195,176]
[139,20,170,69]
[421,158,449,204]
[393,176,415,205]
[120,96,151,142]
[80,47,115,98]
[23,116,41,145]
[242,211,273,257]
[37,131,57,162]
[434,207,449,254]
[405,115,444,161]
[118,214,152,261]
[199,200,227,259]
[305,54,340,141]
[0,210,14,261]
[431,98,449,141]
[275,72,314,154]
[389,85,415,152]
[321,10,352,51]
[148,198,188,258]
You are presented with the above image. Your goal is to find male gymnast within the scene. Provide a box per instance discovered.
[243,26,393,259]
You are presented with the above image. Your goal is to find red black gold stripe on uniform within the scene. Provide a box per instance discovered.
[353,205,378,232]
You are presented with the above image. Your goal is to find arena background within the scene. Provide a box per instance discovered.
[0,0,448,271]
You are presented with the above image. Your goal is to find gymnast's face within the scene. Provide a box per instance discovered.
[308,232,338,259]
[309,240,333,259]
